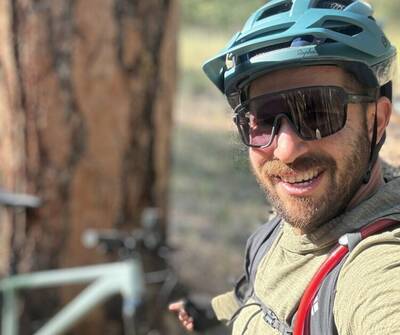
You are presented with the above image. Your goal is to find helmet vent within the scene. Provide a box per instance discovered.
[315,0,353,10]
[248,41,293,61]
[322,20,363,36]
[237,25,293,44]
[257,1,292,21]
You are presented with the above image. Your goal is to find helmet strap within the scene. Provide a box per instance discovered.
[241,85,250,104]
[363,104,383,184]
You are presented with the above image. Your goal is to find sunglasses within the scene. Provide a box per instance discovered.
[233,86,377,148]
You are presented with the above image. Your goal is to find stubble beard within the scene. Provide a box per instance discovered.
[253,130,371,233]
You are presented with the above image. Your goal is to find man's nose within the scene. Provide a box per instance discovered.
[272,118,308,164]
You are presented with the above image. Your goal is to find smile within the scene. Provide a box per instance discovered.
[274,169,322,184]
[273,170,324,196]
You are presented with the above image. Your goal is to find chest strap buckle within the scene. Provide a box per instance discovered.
[263,308,293,335]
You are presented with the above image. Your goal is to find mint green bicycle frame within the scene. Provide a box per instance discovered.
[0,259,145,335]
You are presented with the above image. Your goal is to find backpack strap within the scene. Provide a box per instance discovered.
[230,216,294,334]
[308,232,363,335]
[304,218,400,335]
[234,215,282,304]
[308,256,346,335]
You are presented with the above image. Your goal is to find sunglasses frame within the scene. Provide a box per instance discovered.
[233,86,377,148]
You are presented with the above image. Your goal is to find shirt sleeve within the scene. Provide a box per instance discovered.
[334,230,400,334]
[211,290,241,322]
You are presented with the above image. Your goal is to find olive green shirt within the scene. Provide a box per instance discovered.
[212,176,400,335]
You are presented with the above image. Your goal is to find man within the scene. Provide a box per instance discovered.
[170,0,400,334]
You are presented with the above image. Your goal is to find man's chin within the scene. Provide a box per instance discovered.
[270,195,326,233]
[283,212,323,233]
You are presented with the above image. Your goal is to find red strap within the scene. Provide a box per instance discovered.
[360,218,399,238]
[293,218,399,335]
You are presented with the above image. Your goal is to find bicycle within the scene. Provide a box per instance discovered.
[0,190,182,335]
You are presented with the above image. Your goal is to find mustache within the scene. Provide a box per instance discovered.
[261,154,336,177]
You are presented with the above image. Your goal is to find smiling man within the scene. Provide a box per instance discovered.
[247,65,386,234]
[170,1,400,334]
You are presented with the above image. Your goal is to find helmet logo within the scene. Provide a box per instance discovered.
[297,48,318,58]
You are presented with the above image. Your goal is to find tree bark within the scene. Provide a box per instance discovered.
[0,0,177,333]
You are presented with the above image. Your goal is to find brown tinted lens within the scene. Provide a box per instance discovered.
[284,87,347,139]
[237,86,348,147]
[246,94,285,146]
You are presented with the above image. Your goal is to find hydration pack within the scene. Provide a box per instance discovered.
[232,216,399,335]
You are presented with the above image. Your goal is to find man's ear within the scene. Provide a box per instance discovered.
[368,96,392,144]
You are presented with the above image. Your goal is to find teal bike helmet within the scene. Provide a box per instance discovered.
[202,0,396,107]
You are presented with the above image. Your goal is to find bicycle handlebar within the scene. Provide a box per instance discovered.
[82,229,139,252]
[0,189,41,208]
[82,207,165,254]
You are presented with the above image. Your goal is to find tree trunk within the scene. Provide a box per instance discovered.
[0,0,177,333]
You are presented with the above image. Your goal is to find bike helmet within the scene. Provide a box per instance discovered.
[202,0,396,107]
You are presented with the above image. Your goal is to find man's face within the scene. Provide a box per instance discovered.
[248,66,372,233]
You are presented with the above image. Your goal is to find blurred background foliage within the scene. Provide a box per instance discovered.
[181,0,265,30]
[181,0,400,31]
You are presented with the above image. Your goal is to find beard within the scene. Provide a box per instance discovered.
[253,127,371,233]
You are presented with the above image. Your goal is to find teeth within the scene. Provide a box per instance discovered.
[286,175,296,183]
[316,128,322,140]
[281,170,319,184]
